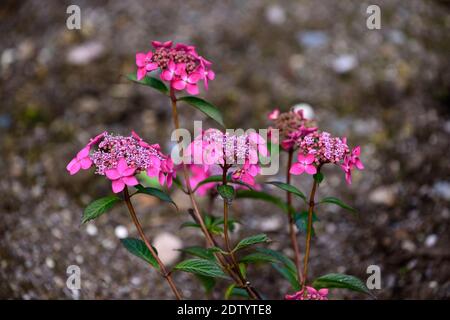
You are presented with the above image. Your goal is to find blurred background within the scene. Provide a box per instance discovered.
[0,0,449,299]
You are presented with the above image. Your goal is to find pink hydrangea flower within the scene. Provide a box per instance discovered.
[188,165,217,196]
[172,70,202,95]
[185,129,266,187]
[290,153,317,175]
[159,158,176,188]
[105,158,139,193]
[66,145,92,175]
[136,51,158,80]
[161,61,184,81]
[348,146,364,170]
[232,160,260,186]
[68,131,174,189]
[268,108,317,151]
[285,286,329,300]
[135,40,215,95]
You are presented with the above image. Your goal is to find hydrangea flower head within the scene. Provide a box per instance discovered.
[267,107,317,151]
[290,130,364,184]
[186,129,267,187]
[285,286,329,300]
[135,40,215,95]
[67,131,173,192]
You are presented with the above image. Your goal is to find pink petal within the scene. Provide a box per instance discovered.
[68,161,81,175]
[66,158,78,171]
[172,79,187,90]
[352,146,361,156]
[289,163,305,175]
[207,70,215,80]
[116,158,128,175]
[105,168,121,180]
[161,70,174,81]
[175,63,186,75]
[186,83,199,95]
[241,174,255,186]
[77,146,90,160]
[136,53,146,67]
[112,179,125,193]
[297,153,306,163]
[318,289,329,296]
[122,176,139,186]
[122,167,136,176]
[305,164,317,175]
[268,109,280,120]
[158,172,166,186]
[79,157,93,170]
[166,175,173,187]
[187,73,201,83]
[146,62,158,71]
[247,164,259,176]
[305,154,315,164]
[137,67,147,80]
[167,60,176,71]
[355,159,364,170]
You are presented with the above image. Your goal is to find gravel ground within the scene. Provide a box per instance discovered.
[0,0,449,299]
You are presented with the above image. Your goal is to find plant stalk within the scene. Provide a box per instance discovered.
[168,89,260,299]
[302,175,319,286]
[123,187,182,300]
[286,149,304,284]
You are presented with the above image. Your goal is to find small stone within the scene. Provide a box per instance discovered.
[332,54,357,74]
[114,225,128,239]
[369,186,397,206]
[432,181,450,201]
[297,31,329,48]
[259,216,282,232]
[428,281,438,289]
[153,232,182,265]
[401,240,416,252]
[45,257,55,269]
[291,103,315,120]
[86,224,98,236]
[424,234,438,248]
[265,5,286,25]
[66,42,104,65]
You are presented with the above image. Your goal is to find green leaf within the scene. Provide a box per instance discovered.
[254,248,297,276]
[225,284,249,299]
[294,211,318,235]
[319,196,356,214]
[272,263,301,291]
[266,181,307,203]
[217,184,235,201]
[134,185,178,209]
[180,221,201,229]
[240,252,279,264]
[174,259,229,279]
[234,234,270,252]
[82,196,121,223]
[179,246,216,261]
[127,73,168,95]
[235,190,290,213]
[178,96,225,127]
[313,273,374,297]
[121,238,159,269]
[313,172,324,184]
[195,275,216,294]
